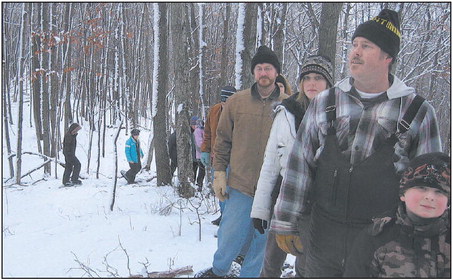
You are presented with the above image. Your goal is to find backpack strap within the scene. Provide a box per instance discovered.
[397,95,425,134]
[325,88,336,134]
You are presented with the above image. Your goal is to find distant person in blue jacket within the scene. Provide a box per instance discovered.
[121,128,144,184]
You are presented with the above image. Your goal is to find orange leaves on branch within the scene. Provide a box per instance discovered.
[64,67,76,73]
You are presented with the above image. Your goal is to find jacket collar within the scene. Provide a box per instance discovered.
[337,74,415,100]
[251,82,280,100]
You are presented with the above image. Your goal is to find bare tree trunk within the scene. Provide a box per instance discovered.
[170,3,195,198]
[235,3,258,90]
[110,121,123,211]
[31,3,43,155]
[339,3,352,80]
[120,3,133,128]
[318,2,342,74]
[41,3,51,175]
[218,3,231,101]
[187,3,200,116]
[3,49,14,178]
[15,3,28,185]
[63,3,73,128]
[272,3,288,67]
[49,3,59,159]
[152,3,172,186]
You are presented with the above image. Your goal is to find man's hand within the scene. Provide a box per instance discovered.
[200,152,211,167]
[275,234,303,256]
[212,171,228,201]
[252,218,267,234]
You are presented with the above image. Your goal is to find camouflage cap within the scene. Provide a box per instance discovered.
[399,152,451,196]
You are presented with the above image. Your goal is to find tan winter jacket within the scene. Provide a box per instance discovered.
[213,83,288,197]
[201,102,223,154]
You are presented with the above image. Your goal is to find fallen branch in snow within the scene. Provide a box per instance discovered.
[69,251,101,277]
[8,151,66,167]
[118,236,132,276]
[142,265,194,278]
[4,152,66,184]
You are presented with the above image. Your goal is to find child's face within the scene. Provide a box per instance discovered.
[400,186,448,219]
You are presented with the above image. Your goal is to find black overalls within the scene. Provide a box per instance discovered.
[305,89,424,277]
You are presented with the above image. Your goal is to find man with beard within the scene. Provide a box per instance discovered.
[195,46,288,277]
[271,9,442,277]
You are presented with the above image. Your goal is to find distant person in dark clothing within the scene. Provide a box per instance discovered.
[168,117,206,190]
[62,123,82,186]
[122,128,144,184]
[168,131,177,178]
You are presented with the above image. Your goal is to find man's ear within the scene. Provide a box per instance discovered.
[400,195,405,202]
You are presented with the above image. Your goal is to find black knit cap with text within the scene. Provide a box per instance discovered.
[352,9,401,58]
[251,45,281,74]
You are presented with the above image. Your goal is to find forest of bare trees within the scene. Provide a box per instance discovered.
[2,3,450,195]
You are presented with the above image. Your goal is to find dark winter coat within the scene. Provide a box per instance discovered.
[168,132,177,165]
[63,123,80,157]
[344,204,450,277]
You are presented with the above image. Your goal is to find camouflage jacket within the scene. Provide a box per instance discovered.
[344,205,450,277]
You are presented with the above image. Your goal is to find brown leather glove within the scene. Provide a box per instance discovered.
[275,234,303,256]
[213,171,228,201]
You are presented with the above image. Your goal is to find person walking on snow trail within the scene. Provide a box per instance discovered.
[200,85,237,226]
[195,45,288,278]
[191,116,206,191]
[271,9,442,277]
[121,128,144,184]
[251,55,334,278]
[62,123,82,186]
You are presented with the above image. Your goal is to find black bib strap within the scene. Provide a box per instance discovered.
[398,95,424,134]
[325,88,336,133]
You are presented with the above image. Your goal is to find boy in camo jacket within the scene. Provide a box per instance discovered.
[344,152,450,277]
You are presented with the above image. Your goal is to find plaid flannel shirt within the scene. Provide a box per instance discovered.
[271,76,442,235]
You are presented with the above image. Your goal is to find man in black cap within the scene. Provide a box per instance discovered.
[195,46,287,277]
[271,9,442,277]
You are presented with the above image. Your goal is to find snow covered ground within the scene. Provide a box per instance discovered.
[2,102,295,277]
[3,173,222,277]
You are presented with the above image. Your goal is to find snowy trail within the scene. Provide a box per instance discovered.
[3,177,221,277]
